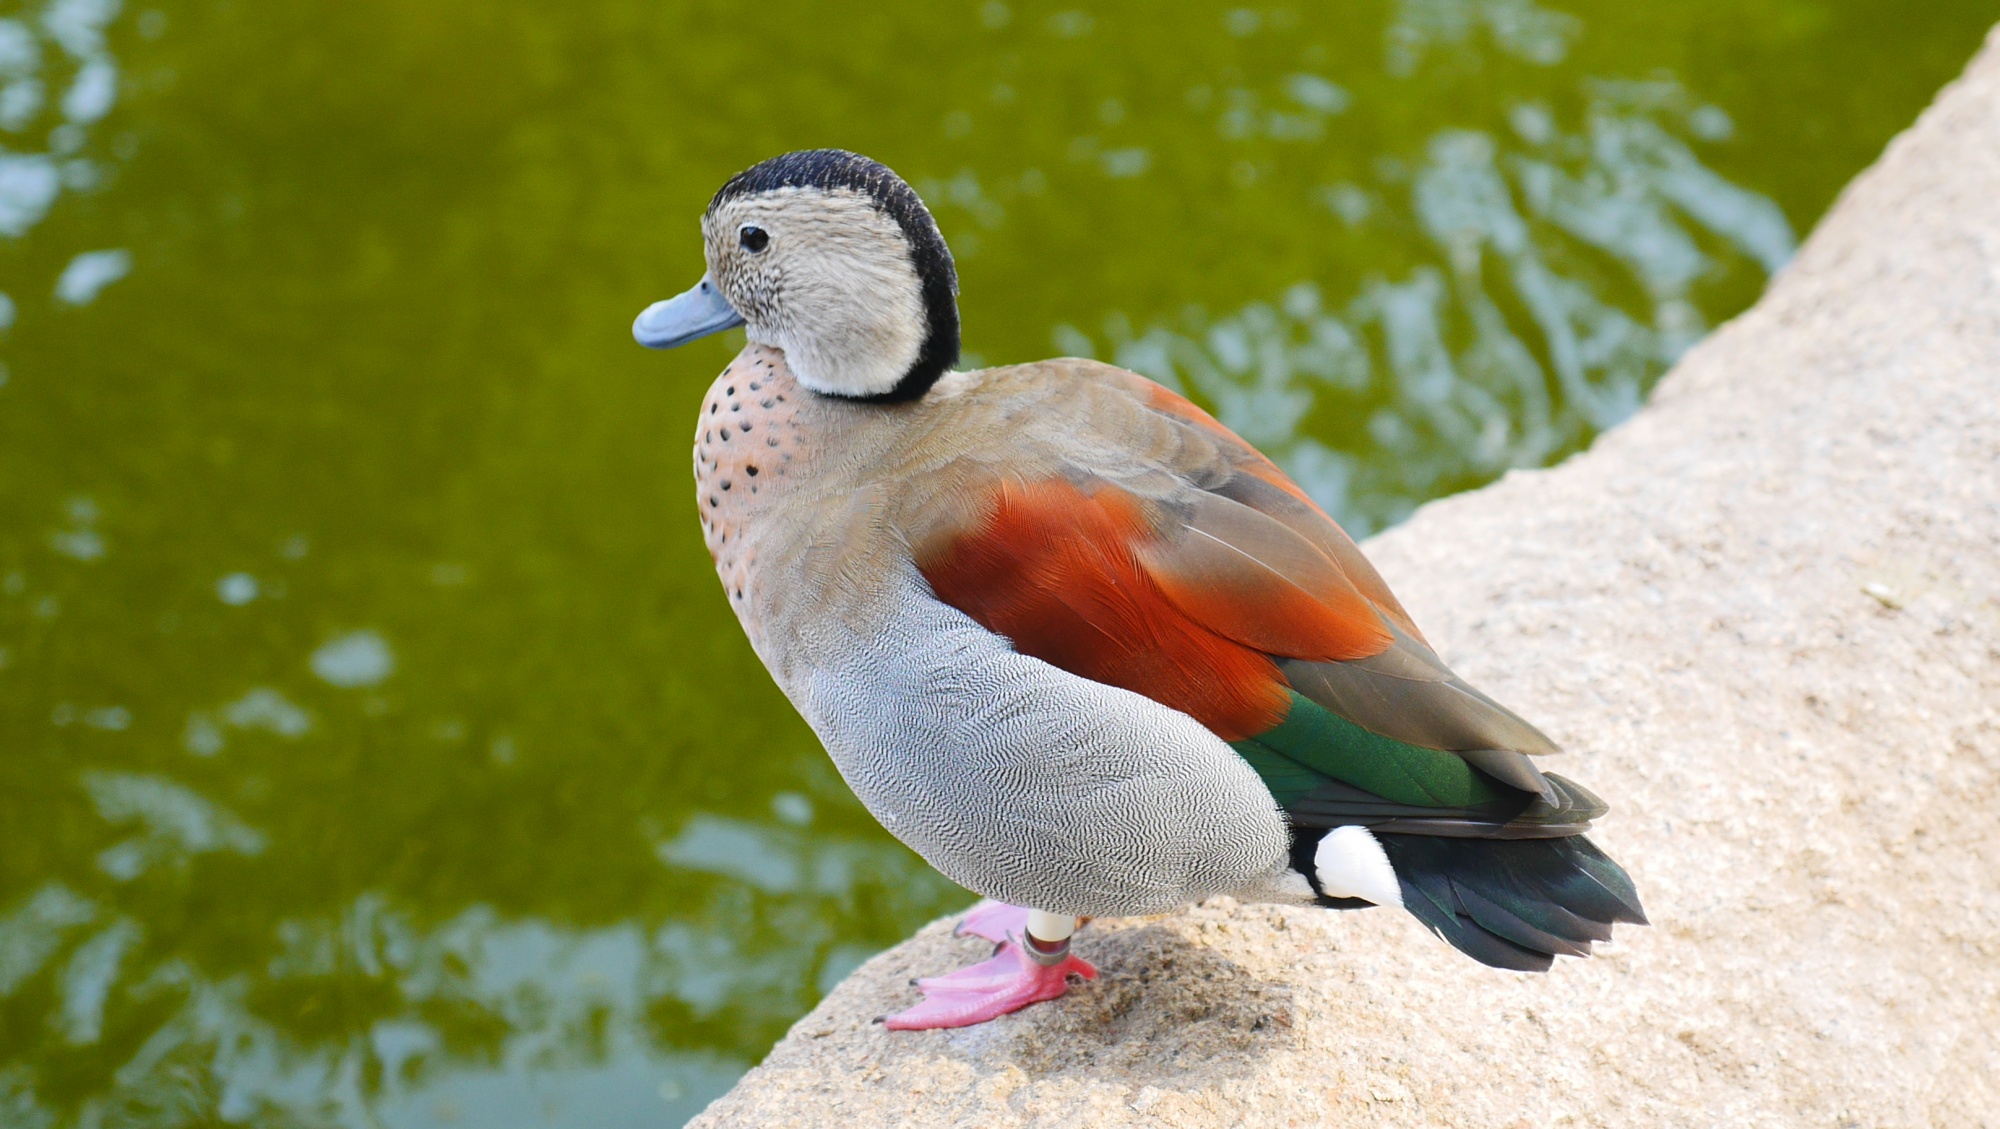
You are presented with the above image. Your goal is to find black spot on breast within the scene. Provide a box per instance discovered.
[746,465,758,476]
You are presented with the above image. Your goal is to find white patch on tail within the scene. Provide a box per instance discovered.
[1313,826,1403,907]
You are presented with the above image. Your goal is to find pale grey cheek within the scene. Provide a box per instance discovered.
[792,576,1290,917]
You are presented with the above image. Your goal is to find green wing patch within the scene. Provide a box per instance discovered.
[1230,690,1514,808]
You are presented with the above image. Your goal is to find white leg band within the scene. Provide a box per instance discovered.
[1025,909,1078,944]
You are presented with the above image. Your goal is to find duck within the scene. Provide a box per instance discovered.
[633,149,1644,1031]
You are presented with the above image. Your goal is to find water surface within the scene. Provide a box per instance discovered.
[1,0,1990,1124]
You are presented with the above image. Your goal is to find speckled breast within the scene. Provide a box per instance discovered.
[691,345,812,619]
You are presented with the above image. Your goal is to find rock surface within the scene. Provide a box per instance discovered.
[691,29,2000,1128]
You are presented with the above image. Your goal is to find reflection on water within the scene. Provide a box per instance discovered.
[0,0,1990,1125]
[0,800,946,1126]
[51,246,126,305]
[0,0,126,317]
[1073,74,1794,531]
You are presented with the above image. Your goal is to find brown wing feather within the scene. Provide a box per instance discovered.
[1080,364,1564,786]
[1133,490,1393,662]
[909,360,1563,789]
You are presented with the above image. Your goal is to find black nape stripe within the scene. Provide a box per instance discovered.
[710,149,960,403]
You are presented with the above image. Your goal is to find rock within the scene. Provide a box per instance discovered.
[690,27,2000,1128]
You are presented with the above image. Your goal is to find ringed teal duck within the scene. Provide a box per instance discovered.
[634,150,1644,1031]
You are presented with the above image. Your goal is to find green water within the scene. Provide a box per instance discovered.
[0,0,1988,1124]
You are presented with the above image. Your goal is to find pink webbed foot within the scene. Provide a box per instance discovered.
[882,938,1097,1031]
[953,899,1031,945]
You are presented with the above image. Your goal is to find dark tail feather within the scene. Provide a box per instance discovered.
[1379,833,1647,972]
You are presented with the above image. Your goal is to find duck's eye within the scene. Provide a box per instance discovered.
[739,226,769,253]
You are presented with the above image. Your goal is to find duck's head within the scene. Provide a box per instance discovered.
[634,149,960,402]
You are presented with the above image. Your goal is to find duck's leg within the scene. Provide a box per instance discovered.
[882,905,1096,1031]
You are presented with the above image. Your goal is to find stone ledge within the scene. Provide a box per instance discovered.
[692,25,2000,1128]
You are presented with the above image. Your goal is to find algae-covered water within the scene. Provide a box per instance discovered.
[0,1,1989,1124]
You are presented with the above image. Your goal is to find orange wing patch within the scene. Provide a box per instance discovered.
[918,477,1393,741]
